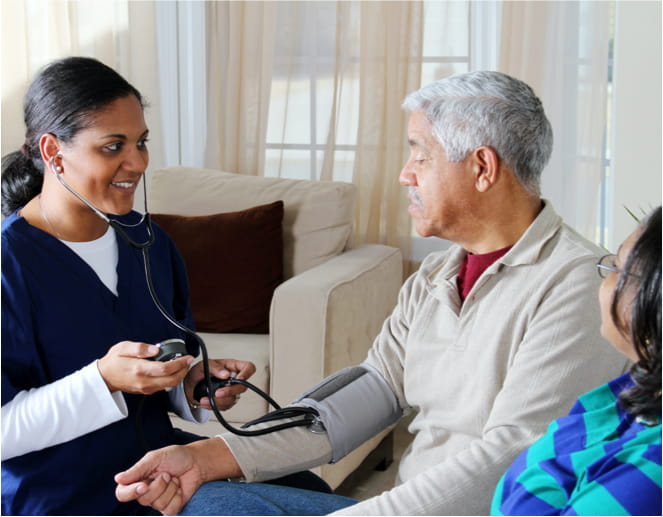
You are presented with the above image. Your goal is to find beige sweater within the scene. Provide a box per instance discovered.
[221,201,629,515]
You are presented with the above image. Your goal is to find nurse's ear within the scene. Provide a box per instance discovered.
[39,133,63,174]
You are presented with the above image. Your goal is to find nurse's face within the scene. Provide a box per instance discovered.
[56,94,149,216]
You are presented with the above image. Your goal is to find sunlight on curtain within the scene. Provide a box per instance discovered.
[353,2,423,262]
[0,0,164,174]
[499,1,610,241]
[421,0,470,83]
[251,1,423,269]
[3,0,614,261]
[204,1,276,175]
[264,2,361,182]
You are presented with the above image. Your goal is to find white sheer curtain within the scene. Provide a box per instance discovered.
[352,2,423,257]
[499,1,610,241]
[0,0,165,174]
[3,0,612,251]
[203,1,422,269]
[199,0,610,266]
[204,1,276,175]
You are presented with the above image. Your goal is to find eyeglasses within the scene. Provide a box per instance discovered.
[596,254,634,279]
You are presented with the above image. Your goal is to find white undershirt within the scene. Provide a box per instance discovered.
[1,227,208,460]
[61,226,119,295]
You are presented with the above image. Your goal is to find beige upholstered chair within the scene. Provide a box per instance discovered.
[148,166,402,488]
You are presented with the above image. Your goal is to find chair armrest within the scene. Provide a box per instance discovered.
[268,244,402,405]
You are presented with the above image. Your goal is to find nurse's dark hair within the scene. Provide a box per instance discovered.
[613,206,661,423]
[1,57,144,217]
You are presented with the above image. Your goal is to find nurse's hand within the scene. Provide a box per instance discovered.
[98,340,194,394]
[184,358,256,411]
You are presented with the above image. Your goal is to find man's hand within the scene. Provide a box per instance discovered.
[115,438,242,515]
[115,444,197,515]
[184,358,256,410]
[98,341,193,394]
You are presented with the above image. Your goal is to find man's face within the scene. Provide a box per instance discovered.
[399,111,474,240]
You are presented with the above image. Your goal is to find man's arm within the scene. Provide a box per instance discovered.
[115,364,402,513]
[115,436,240,515]
[178,273,420,486]
[115,419,336,514]
[114,263,425,514]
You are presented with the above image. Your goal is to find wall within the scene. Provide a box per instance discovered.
[610,1,662,247]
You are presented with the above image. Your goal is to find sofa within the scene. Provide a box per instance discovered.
[147,166,403,489]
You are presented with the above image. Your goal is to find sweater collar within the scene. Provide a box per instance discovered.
[500,199,562,267]
[427,199,562,285]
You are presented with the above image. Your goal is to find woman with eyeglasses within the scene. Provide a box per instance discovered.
[491,206,661,516]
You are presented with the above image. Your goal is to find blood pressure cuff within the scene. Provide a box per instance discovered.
[293,363,402,463]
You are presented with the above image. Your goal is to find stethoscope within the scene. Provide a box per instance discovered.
[49,156,319,437]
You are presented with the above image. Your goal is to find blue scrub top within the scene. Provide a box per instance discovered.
[1,210,198,515]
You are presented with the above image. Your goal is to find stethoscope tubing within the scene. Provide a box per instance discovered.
[48,158,317,436]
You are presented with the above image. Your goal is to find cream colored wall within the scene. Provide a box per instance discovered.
[610,1,662,248]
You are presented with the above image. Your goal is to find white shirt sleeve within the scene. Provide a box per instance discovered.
[1,361,127,460]
[168,382,209,423]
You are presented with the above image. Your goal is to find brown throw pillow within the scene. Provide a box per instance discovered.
[151,201,284,333]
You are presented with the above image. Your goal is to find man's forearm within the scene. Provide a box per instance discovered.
[188,437,244,482]
[219,421,333,482]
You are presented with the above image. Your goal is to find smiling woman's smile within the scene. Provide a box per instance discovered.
[54,94,149,219]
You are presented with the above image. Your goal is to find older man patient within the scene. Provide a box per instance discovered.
[115,71,628,516]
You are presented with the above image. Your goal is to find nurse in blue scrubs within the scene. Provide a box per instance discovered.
[1,57,255,516]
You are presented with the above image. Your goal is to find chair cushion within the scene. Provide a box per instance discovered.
[148,167,357,278]
[151,201,284,333]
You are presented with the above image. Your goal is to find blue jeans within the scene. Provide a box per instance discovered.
[179,474,357,516]
[173,428,356,515]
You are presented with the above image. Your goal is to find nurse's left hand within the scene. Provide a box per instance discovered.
[183,358,256,410]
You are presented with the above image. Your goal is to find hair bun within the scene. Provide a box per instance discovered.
[1,150,44,216]
[20,142,31,158]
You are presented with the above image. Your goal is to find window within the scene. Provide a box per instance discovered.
[264,1,486,189]
[598,2,616,248]
[263,1,495,260]
[265,3,358,181]
[155,1,616,258]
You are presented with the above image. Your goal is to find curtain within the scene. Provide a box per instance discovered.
[207,1,423,271]
[3,0,611,254]
[499,1,610,241]
[0,0,164,175]
[204,1,276,175]
[353,2,423,263]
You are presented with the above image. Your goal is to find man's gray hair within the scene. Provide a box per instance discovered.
[402,71,553,196]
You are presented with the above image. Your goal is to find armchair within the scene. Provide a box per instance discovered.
[147,166,402,488]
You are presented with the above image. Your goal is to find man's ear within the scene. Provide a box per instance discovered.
[38,133,61,170]
[472,146,500,193]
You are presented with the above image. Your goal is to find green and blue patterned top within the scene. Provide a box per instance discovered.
[491,373,661,515]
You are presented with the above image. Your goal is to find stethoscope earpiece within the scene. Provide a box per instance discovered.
[50,155,63,174]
